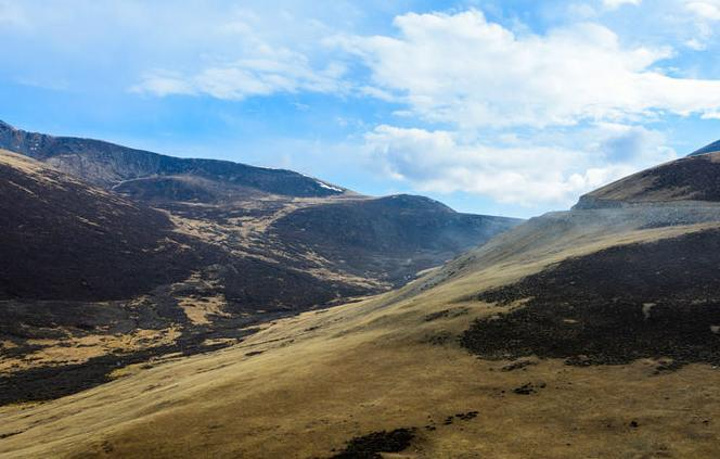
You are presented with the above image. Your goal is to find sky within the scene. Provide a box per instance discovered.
[2,0,720,218]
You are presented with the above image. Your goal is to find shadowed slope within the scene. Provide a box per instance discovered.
[0,150,205,301]
[271,194,522,286]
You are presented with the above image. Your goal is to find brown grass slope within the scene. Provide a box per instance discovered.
[575,151,720,208]
[1,154,720,458]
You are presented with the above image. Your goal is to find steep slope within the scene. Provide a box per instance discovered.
[0,150,205,301]
[0,120,345,197]
[575,150,720,208]
[271,194,522,286]
[2,144,719,458]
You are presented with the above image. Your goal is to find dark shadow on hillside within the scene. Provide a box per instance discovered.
[461,229,720,367]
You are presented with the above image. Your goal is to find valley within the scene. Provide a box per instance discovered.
[1,133,719,457]
[0,122,520,408]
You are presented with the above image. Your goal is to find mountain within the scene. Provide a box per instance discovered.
[0,120,345,198]
[2,142,717,458]
[0,123,520,406]
[270,194,520,286]
[575,151,720,209]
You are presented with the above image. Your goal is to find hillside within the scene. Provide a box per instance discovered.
[271,194,522,286]
[0,150,205,301]
[0,126,520,407]
[1,145,719,457]
[575,150,720,208]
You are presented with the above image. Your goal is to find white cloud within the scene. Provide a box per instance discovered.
[603,0,642,10]
[341,9,720,129]
[365,124,675,207]
[685,1,720,20]
[134,56,345,100]
[131,13,347,100]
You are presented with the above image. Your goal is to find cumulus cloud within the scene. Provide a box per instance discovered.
[340,9,720,128]
[365,124,675,207]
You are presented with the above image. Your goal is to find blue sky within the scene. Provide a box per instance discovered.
[2,0,720,218]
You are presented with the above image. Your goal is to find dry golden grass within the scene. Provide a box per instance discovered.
[0,328,181,375]
[1,213,719,458]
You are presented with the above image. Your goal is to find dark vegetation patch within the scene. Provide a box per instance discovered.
[576,152,720,208]
[0,331,243,406]
[0,159,209,302]
[423,307,469,322]
[501,359,538,372]
[461,229,720,368]
[643,153,720,201]
[513,382,546,395]
[331,428,416,459]
[439,411,480,426]
[423,331,453,346]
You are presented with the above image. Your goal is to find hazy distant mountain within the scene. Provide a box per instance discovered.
[688,138,720,156]
[0,120,346,198]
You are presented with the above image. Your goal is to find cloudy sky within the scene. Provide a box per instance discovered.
[2,0,720,217]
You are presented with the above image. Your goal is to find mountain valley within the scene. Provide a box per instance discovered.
[1,132,720,457]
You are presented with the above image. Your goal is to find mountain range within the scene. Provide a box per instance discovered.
[0,121,520,405]
[1,122,719,458]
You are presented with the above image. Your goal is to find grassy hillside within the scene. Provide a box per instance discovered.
[1,199,719,458]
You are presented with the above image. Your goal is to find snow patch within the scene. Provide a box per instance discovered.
[316,180,343,193]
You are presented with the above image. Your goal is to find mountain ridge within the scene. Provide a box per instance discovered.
[0,120,347,198]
